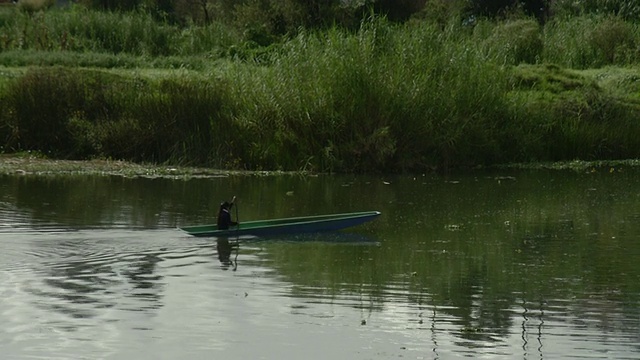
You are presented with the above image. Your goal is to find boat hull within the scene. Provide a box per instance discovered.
[180,211,380,238]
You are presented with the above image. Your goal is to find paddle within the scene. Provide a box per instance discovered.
[232,195,239,231]
[233,195,239,271]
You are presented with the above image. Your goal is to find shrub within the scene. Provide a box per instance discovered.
[3,67,126,157]
[551,0,640,22]
[483,19,543,65]
[17,0,54,13]
[96,76,236,166]
[590,16,637,65]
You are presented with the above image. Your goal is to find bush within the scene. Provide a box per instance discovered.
[228,18,513,171]
[543,15,639,68]
[482,19,543,65]
[590,16,637,65]
[2,67,121,157]
[0,6,239,58]
[105,78,236,165]
[552,0,640,22]
[17,0,54,13]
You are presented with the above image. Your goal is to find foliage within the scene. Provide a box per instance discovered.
[78,0,144,11]
[2,67,121,157]
[16,0,55,13]
[466,0,551,22]
[413,0,469,28]
[372,0,430,21]
[2,11,640,172]
[507,64,640,161]
[551,0,640,21]
[590,16,637,65]
[1,67,237,165]
[99,77,236,165]
[179,18,514,171]
[479,18,543,65]
[542,15,640,68]
[0,6,240,58]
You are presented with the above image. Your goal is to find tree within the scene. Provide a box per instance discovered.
[82,0,142,11]
[373,0,426,21]
[551,0,640,21]
[468,0,551,22]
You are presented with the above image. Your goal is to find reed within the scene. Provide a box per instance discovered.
[16,0,54,13]
[98,76,237,166]
[478,18,543,65]
[507,64,640,162]
[2,14,640,172]
[542,15,640,68]
[0,49,144,68]
[1,67,237,165]
[229,19,513,171]
[2,67,130,157]
[0,6,239,57]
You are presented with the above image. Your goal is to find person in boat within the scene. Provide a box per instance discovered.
[217,196,238,230]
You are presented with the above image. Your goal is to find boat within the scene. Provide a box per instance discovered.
[180,211,381,238]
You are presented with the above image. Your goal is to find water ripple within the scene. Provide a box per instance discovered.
[1,221,640,359]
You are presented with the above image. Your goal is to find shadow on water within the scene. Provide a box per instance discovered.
[214,232,380,270]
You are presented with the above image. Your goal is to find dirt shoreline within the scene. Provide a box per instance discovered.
[2,155,639,177]
[0,155,258,178]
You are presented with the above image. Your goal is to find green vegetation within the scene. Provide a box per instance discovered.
[0,153,262,177]
[1,2,640,173]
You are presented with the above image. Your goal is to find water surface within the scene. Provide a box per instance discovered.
[1,168,639,359]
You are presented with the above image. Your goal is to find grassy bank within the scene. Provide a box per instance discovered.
[1,9,640,172]
[0,153,263,177]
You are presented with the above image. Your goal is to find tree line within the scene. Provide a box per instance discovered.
[11,0,639,50]
[100,0,640,52]
[57,0,640,31]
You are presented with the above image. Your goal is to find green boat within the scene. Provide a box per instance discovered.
[180,211,381,238]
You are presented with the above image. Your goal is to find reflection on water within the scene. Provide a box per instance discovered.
[0,169,639,359]
[19,232,167,323]
[216,238,238,270]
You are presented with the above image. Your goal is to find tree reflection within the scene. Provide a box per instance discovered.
[4,168,640,352]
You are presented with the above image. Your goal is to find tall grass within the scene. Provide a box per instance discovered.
[2,14,640,171]
[102,77,237,166]
[543,15,640,68]
[506,64,640,162]
[477,19,543,65]
[2,7,640,68]
[1,67,236,165]
[2,67,119,157]
[0,6,240,57]
[228,19,513,171]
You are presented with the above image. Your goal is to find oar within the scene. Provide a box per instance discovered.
[233,195,239,233]
[233,196,239,271]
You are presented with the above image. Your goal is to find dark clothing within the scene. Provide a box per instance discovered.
[217,208,237,230]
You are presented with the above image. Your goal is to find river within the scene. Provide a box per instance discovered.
[1,167,639,359]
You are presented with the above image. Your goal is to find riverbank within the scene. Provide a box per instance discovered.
[2,12,640,173]
[0,154,274,178]
[2,153,639,178]
[3,62,640,174]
